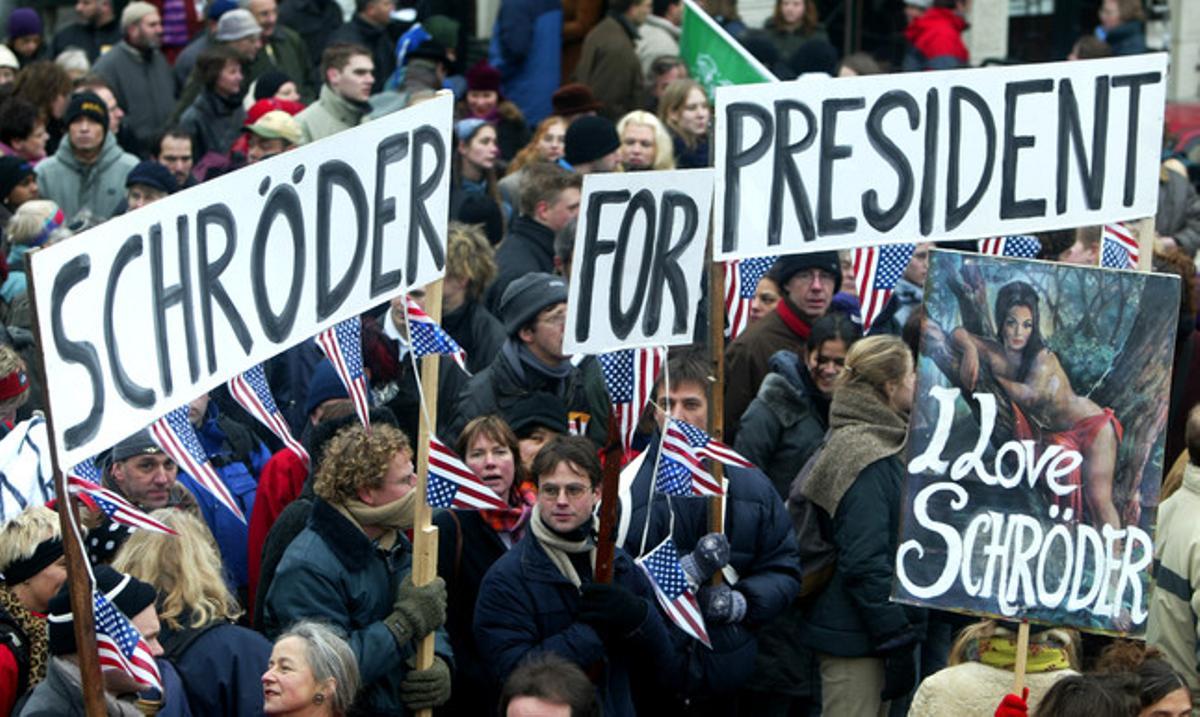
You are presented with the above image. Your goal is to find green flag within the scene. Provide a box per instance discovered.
[679,0,775,94]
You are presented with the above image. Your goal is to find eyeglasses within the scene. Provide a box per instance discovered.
[539,311,567,328]
[539,483,590,499]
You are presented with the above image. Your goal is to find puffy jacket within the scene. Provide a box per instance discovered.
[296,84,370,144]
[179,90,247,158]
[188,402,271,594]
[902,7,968,71]
[735,350,829,498]
[92,41,177,152]
[264,497,453,715]
[484,214,557,313]
[488,0,562,124]
[473,533,680,716]
[35,132,137,221]
[798,455,926,656]
[160,619,271,716]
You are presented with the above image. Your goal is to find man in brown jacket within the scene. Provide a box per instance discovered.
[573,0,650,121]
[724,252,841,444]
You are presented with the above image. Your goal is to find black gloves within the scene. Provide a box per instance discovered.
[578,582,648,638]
[680,532,731,587]
[697,584,746,623]
[880,646,917,701]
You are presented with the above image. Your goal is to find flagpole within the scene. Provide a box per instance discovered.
[24,252,106,717]
[707,246,727,584]
[594,410,623,584]
[1136,217,1155,271]
[412,279,442,717]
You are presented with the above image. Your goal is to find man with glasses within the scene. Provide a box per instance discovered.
[448,273,610,447]
[475,435,679,715]
[723,252,843,444]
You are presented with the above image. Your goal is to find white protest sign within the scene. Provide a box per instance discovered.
[714,54,1168,260]
[30,94,453,468]
[564,168,714,354]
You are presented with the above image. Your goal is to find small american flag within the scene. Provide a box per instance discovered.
[149,407,245,523]
[1101,223,1139,269]
[636,537,711,648]
[93,585,162,690]
[598,348,664,453]
[316,317,371,431]
[668,418,752,469]
[406,298,470,375]
[228,363,309,465]
[724,257,776,340]
[854,244,914,332]
[655,452,721,496]
[427,436,509,510]
[979,235,1041,258]
[67,474,177,536]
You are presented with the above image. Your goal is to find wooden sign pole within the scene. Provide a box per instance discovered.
[594,411,623,584]
[1012,620,1031,695]
[411,279,442,717]
[24,253,106,717]
[707,253,727,578]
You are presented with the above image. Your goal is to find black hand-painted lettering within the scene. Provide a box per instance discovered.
[251,185,305,342]
[371,133,410,297]
[197,206,252,373]
[818,97,865,236]
[316,160,368,321]
[573,190,627,344]
[722,102,772,253]
[52,256,104,449]
[863,91,918,232]
[769,100,818,245]
[104,235,154,407]
[1056,76,1109,214]
[646,190,698,336]
[945,86,997,231]
[1001,79,1053,219]
[1111,71,1163,207]
[149,222,197,396]
[407,125,446,283]
[610,190,655,340]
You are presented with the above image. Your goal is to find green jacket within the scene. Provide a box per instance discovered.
[35,133,137,221]
[296,84,370,144]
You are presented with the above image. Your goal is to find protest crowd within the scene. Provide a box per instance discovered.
[0,0,1198,714]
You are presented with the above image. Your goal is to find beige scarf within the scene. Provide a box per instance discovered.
[529,504,596,588]
[336,491,416,549]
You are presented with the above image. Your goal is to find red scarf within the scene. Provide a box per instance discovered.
[776,298,812,340]
[482,480,537,535]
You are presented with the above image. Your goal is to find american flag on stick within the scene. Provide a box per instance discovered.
[93,583,163,690]
[724,257,776,340]
[315,317,371,431]
[655,450,722,497]
[978,235,1042,258]
[668,418,753,469]
[1100,223,1139,269]
[854,243,915,332]
[426,436,509,510]
[67,473,177,536]
[150,407,245,523]
[636,537,711,648]
[406,298,470,374]
[597,348,664,453]
[228,363,309,465]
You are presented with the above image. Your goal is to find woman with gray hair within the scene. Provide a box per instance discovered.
[262,621,360,716]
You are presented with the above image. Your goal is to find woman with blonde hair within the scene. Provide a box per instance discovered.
[910,620,1080,715]
[658,78,711,168]
[2,199,66,310]
[797,335,924,716]
[499,115,567,208]
[113,508,271,715]
[616,110,674,171]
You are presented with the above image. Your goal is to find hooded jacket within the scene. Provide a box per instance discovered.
[35,132,137,221]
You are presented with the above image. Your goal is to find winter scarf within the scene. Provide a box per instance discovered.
[338,491,416,550]
[960,627,1076,674]
[481,480,537,535]
[529,504,596,588]
[0,587,48,690]
[802,379,908,515]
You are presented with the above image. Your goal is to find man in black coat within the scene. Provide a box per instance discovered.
[485,162,581,313]
[327,0,397,94]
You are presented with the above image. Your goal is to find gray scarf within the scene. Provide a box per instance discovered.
[503,339,573,382]
[529,504,596,588]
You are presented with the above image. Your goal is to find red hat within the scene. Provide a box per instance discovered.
[465,60,502,94]
[243,97,306,126]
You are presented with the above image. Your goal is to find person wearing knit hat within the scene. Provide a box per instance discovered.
[551,83,603,123]
[446,271,610,447]
[724,250,842,444]
[0,44,17,86]
[213,8,261,63]
[252,69,300,102]
[501,391,569,473]
[5,8,45,67]
[246,110,301,163]
[562,115,621,174]
[0,155,37,213]
[460,59,530,161]
[125,159,177,210]
[2,199,64,305]
[92,0,174,154]
[21,564,194,715]
[0,505,63,713]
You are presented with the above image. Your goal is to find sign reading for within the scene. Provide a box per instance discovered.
[715,54,1167,260]
[31,94,453,468]
[565,169,714,354]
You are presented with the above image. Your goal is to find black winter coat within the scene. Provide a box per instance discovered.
[484,214,556,313]
[278,0,343,67]
[735,350,830,498]
[798,455,926,657]
[328,15,396,94]
[160,620,271,716]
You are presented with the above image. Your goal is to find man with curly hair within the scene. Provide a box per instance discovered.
[264,422,453,714]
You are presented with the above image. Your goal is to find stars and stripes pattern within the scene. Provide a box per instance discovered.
[1100,223,1139,269]
[67,474,177,536]
[406,298,470,375]
[93,584,162,690]
[597,348,664,453]
[316,317,371,431]
[228,363,309,465]
[150,407,245,523]
[978,235,1042,258]
[655,451,720,496]
[426,436,509,510]
[854,243,915,332]
[668,418,753,469]
[724,256,777,340]
[636,537,711,648]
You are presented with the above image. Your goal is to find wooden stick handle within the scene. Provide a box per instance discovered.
[594,410,622,584]
[708,248,727,583]
[1012,620,1031,695]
